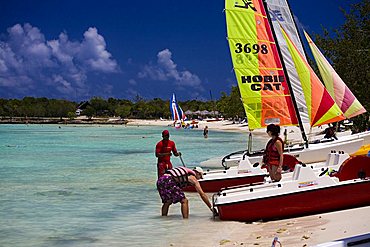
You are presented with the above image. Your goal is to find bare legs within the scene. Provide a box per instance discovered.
[161,198,189,219]
[161,201,172,216]
[181,198,189,219]
[269,165,282,182]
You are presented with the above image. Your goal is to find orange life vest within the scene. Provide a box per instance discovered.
[264,137,284,166]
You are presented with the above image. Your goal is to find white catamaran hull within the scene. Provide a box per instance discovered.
[186,149,352,193]
[221,133,368,168]
[184,151,349,192]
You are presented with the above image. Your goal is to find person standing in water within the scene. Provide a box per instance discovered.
[263,124,284,182]
[155,130,181,178]
[203,126,209,138]
[156,166,215,219]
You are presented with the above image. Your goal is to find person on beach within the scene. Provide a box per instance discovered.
[155,130,181,178]
[322,124,338,140]
[156,166,215,218]
[263,124,284,182]
[203,126,209,138]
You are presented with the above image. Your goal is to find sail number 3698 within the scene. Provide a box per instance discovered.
[234,43,268,54]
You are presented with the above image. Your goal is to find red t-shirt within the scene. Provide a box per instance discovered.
[155,139,177,177]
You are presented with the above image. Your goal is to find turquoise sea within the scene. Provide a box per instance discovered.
[0,124,265,247]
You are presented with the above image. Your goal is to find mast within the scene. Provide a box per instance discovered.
[266,0,310,127]
[284,0,311,62]
[263,0,309,148]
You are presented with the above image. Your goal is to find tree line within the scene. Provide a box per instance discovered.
[0,87,245,121]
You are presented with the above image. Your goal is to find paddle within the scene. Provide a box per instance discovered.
[178,153,186,167]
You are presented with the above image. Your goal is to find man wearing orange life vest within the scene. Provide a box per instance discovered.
[155,130,181,178]
[263,124,284,182]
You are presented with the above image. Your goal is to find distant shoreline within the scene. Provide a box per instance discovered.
[0,116,129,125]
[0,117,253,133]
[0,117,326,141]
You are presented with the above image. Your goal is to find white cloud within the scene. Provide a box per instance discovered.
[138,48,202,89]
[78,27,118,73]
[128,79,137,85]
[52,74,74,95]
[0,23,118,98]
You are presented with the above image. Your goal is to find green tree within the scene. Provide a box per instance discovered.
[89,97,109,116]
[83,105,95,119]
[115,104,132,119]
[314,0,370,131]
[218,86,245,119]
[67,111,76,119]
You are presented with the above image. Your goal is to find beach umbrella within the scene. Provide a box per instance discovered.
[201,110,210,115]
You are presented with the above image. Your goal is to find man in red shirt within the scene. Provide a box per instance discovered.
[155,130,181,178]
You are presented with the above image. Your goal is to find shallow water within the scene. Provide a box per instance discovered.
[0,124,265,247]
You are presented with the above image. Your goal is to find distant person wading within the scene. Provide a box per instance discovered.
[203,126,209,138]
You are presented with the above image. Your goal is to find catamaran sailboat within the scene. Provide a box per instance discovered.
[170,93,187,128]
[185,0,369,194]
[211,0,370,222]
[205,0,368,169]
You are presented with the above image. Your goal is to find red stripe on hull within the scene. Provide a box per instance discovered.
[183,175,266,193]
[217,180,370,221]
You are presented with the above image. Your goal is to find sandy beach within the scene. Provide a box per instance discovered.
[127,119,370,246]
[126,118,327,141]
[204,206,370,247]
[125,118,251,133]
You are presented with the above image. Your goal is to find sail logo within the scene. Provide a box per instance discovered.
[241,75,284,91]
[269,10,285,22]
[235,0,257,11]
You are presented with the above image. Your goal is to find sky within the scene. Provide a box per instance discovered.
[0,0,361,102]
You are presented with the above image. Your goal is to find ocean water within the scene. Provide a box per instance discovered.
[0,124,265,247]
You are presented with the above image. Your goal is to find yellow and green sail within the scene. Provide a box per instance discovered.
[280,26,345,126]
[225,0,298,130]
[304,31,366,119]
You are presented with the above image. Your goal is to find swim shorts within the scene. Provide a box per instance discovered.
[156,175,185,204]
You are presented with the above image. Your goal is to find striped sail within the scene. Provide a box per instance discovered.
[280,26,345,126]
[170,93,181,121]
[304,31,366,119]
[266,0,309,125]
[225,0,298,130]
[178,105,187,121]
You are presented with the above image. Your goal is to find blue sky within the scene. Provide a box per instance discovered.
[0,0,360,102]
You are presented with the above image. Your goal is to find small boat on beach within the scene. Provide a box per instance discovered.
[213,155,370,222]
